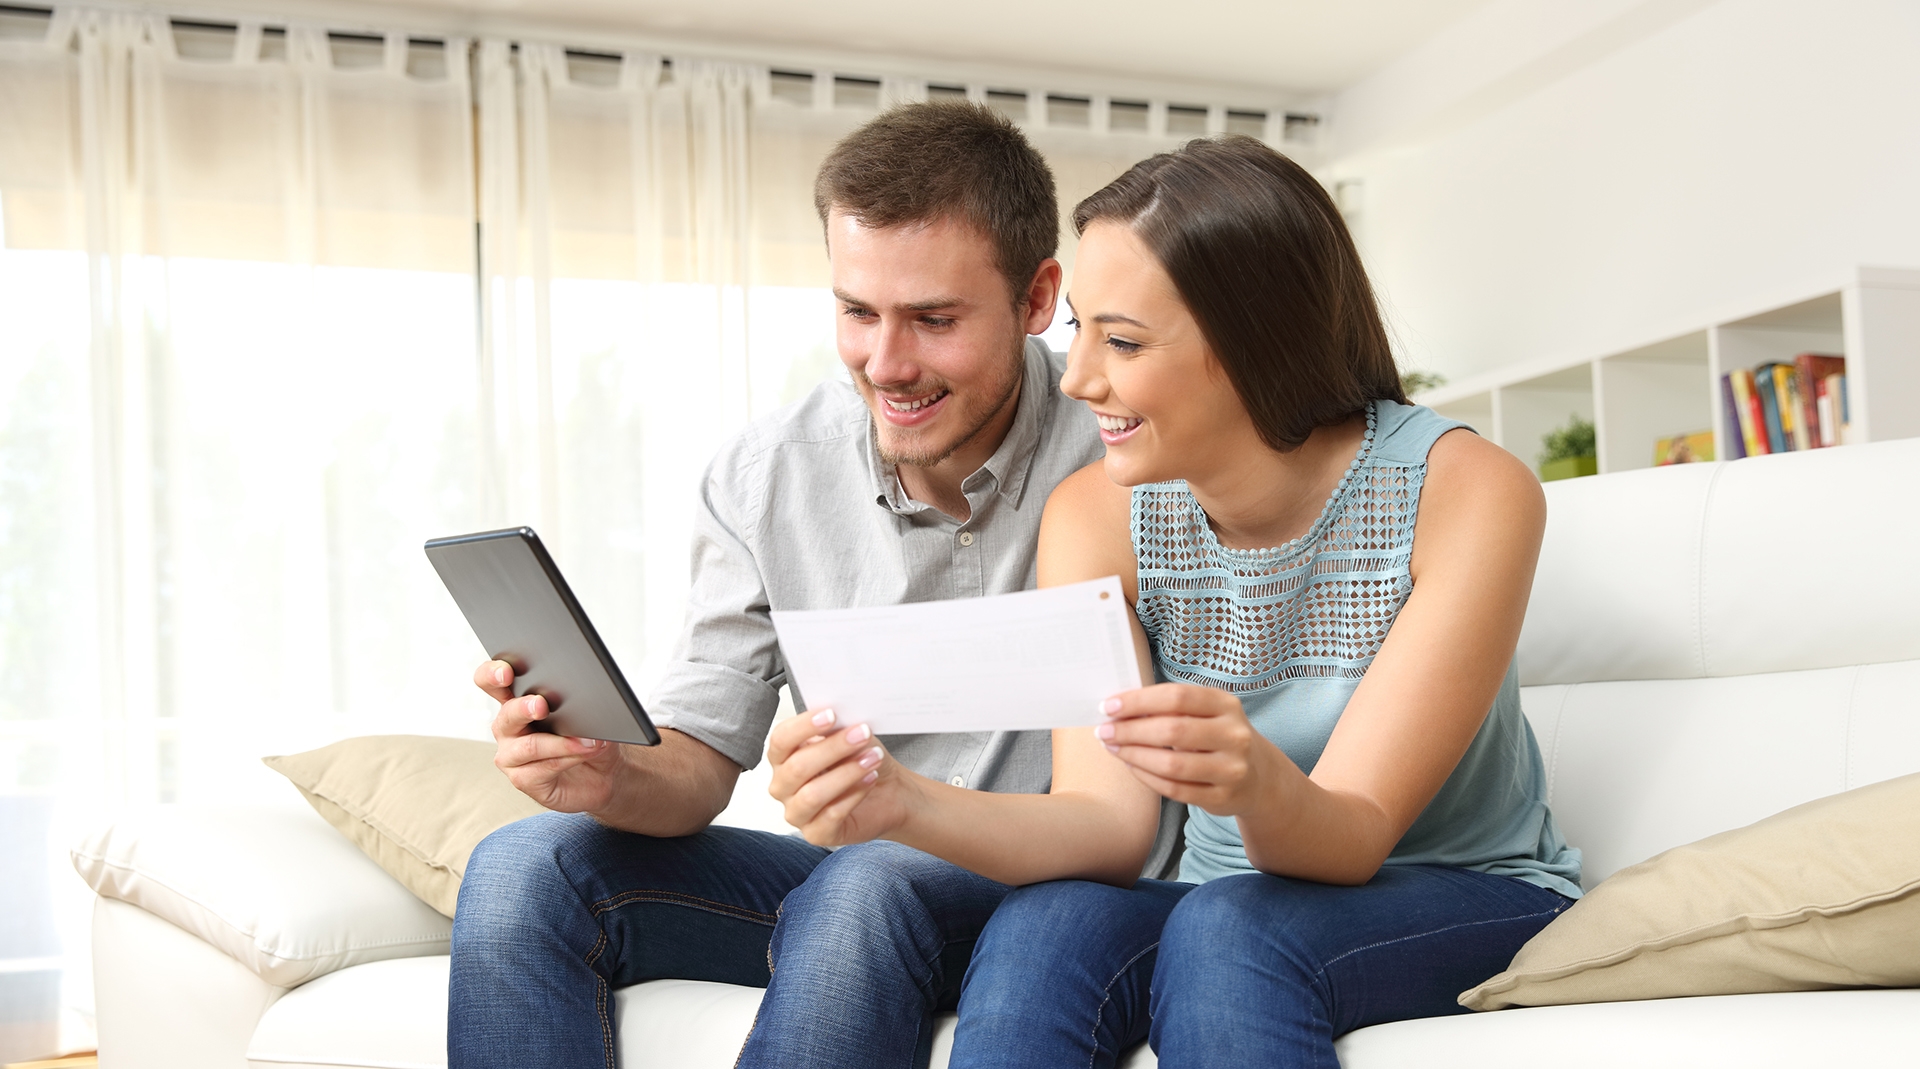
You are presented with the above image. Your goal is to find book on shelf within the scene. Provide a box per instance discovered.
[1776,364,1811,451]
[1719,354,1846,460]
[1795,353,1847,447]
[1718,375,1747,459]
[1816,373,1843,447]
[1754,364,1787,454]
[1654,430,1715,466]
[1727,368,1768,456]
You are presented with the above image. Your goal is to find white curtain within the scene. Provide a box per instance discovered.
[0,6,1197,1057]
[2,11,488,1057]
[476,44,768,676]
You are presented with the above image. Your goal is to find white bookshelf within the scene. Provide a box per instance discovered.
[1416,266,1920,477]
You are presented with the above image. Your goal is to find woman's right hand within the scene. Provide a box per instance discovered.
[1098,682,1291,819]
[477,659,626,813]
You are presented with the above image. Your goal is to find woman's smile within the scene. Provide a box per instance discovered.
[1094,412,1145,444]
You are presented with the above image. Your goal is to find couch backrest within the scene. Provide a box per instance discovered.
[1517,438,1920,886]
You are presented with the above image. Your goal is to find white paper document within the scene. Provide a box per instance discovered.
[769,576,1142,735]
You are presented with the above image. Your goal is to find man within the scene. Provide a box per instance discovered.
[447,101,1178,1069]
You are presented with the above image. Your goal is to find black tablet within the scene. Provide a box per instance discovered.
[424,527,660,746]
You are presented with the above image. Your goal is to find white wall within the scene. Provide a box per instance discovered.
[1326,0,1920,382]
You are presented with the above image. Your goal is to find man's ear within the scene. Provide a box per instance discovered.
[1020,258,1064,335]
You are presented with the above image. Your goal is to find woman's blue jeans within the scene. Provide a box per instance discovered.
[951,865,1573,1069]
[447,812,1012,1069]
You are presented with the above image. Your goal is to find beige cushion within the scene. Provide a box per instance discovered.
[1462,772,1920,1010]
[263,735,546,918]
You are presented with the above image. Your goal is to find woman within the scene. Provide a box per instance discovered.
[770,136,1581,1067]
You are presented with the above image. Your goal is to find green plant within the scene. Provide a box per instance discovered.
[1400,370,1447,396]
[1539,414,1596,465]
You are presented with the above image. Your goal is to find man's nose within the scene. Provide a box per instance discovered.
[865,318,921,386]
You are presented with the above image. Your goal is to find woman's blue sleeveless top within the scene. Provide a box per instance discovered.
[1132,399,1583,896]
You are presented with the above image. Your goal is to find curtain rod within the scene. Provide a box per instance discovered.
[19,0,1318,113]
[2,5,643,60]
[3,1,1324,141]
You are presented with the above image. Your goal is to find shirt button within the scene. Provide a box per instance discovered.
[957,532,974,547]
[949,775,967,788]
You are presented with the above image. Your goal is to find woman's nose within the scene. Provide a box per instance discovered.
[1059,337,1102,401]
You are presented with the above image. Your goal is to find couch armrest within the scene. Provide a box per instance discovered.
[73,803,451,987]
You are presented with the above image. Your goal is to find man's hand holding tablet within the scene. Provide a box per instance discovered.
[429,527,738,835]
[474,657,626,814]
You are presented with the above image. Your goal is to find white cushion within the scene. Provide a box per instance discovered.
[94,896,284,1069]
[1334,988,1920,1068]
[247,961,1161,1069]
[1520,438,1920,686]
[244,957,1920,1069]
[73,803,452,986]
[1522,658,1920,885]
[249,957,450,1069]
[1521,461,1718,684]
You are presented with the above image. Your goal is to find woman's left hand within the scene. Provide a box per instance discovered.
[1096,683,1285,818]
[766,708,922,847]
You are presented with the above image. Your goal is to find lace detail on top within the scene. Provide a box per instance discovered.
[1134,402,1425,693]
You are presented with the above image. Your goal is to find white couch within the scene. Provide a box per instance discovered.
[76,437,1920,1068]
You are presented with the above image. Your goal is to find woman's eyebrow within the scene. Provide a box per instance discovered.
[1064,293,1148,329]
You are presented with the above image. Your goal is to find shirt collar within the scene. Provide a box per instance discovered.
[867,337,1054,516]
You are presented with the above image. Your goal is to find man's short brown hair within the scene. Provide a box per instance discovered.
[814,101,1058,299]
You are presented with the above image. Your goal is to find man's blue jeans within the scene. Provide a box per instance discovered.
[447,812,1012,1069]
[951,865,1573,1069]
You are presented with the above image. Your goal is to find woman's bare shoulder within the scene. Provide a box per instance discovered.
[1425,428,1544,508]
[1412,428,1546,571]
[1049,459,1132,521]
[1038,460,1138,591]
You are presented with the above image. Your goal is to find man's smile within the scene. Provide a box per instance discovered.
[878,388,952,425]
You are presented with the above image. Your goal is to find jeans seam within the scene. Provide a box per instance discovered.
[595,974,615,1069]
[591,887,780,926]
[768,901,783,976]
[1312,899,1567,982]
[583,925,608,970]
[1088,942,1159,1069]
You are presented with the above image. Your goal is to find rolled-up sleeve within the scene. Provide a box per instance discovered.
[645,440,784,771]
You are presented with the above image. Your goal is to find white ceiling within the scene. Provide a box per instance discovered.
[291,0,1496,96]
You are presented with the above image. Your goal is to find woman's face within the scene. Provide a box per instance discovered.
[1061,221,1260,487]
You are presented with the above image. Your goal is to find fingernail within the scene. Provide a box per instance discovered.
[861,769,878,785]
[1104,743,1119,754]
[528,696,546,716]
[812,709,836,728]
[581,738,601,749]
[1101,698,1122,715]
[495,665,509,685]
[858,746,883,769]
[1095,723,1114,740]
[846,724,872,744]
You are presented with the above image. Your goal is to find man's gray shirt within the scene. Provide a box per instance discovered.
[650,338,1182,877]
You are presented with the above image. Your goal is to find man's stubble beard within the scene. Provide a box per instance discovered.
[867,333,1026,469]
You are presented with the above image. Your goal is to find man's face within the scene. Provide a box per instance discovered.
[828,210,1030,469]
